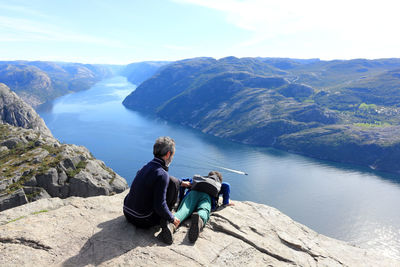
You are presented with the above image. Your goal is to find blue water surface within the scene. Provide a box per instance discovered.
[38,76,400,259]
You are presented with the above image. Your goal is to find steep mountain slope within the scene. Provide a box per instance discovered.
[123,57,341,140]
[123,57,217,112]
[0,83,128,211]
[123,57,400,173]
[0,61,113,108]
[0,83,52,136]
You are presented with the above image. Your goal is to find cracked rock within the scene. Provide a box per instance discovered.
[0,192,397,266]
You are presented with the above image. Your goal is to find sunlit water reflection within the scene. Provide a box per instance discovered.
[38,76,400,259]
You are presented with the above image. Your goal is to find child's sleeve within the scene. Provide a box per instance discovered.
[221,182,231,205]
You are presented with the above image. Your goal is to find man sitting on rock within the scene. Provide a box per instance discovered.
[123,136,190,243]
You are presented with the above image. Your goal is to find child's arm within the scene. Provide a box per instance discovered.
[178,178,192,204]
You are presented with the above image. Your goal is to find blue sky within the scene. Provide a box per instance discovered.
[1,0,400,64]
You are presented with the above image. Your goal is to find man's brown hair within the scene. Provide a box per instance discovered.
[208,171,223,183]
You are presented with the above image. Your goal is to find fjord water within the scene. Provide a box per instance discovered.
[38,76,400,259]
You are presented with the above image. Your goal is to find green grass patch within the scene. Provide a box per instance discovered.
[41,144,63,155]
[359,103,377,111]
[32,209,48,215]
[101,164,117,184]
[66,160,87,178]
[26,190,42,202]
[109,173,116,185]
[76,160,88,169]
[6,216,26,224]
[5,169,36,194]
[5,211,48,224]
[0,124,10,139]
[0,137,64,183]
[354,122,391,128]
[1,167,15,180]
[0,138,38,166]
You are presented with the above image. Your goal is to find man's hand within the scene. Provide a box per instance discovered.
[173,217,180,228]
[181,181,191,188]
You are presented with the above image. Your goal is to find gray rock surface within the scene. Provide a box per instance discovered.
[0,124,128,211]
[23,186,51,202]
[0,83,52,136]
[0,192,397,266]
[0,188,28,211]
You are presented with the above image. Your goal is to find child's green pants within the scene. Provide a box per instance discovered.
[174,190,211,224]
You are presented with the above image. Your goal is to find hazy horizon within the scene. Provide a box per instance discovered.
[2,55,400,66]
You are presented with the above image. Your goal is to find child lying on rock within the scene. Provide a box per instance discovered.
[161,171,234,244]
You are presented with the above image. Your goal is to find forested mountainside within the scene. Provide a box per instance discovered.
[123,57,400,173]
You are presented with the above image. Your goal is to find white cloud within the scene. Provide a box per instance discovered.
[174,0,400,58]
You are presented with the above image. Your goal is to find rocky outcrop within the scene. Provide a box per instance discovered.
[0,124,128,211]
[0,188,28,211]
[0,83,52,136]
[1,82,127,211]
[0,192,397,266]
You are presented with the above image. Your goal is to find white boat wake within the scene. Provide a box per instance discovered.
[212,165,248,175]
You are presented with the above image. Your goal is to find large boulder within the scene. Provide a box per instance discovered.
[0,83,52,136]
[0,192,397,266]
[0,189,28,211]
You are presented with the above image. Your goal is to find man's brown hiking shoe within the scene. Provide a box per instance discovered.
[188,212,203,243]
[161,222,175,245]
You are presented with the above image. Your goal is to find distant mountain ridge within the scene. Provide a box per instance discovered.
[123,56,400,173]
[0,60,171,108]
[120,61,170,86]
[0,61,113,108]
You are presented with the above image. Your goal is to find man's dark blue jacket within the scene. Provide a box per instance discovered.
[123,157,174,223]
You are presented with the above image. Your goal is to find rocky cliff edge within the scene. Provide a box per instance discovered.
[0,191,397,266]
[0,83,52,136]
[0,123,128,211]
